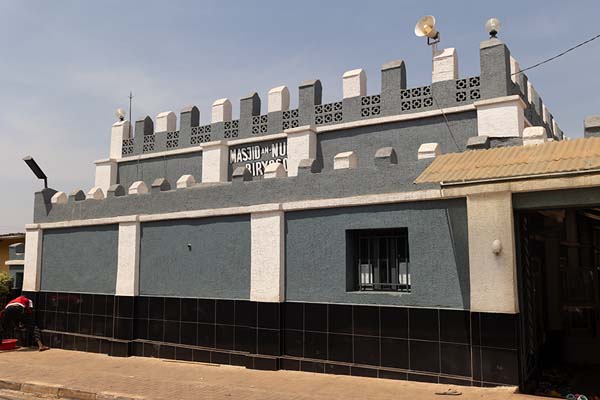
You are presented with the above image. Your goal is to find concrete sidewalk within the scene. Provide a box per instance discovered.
[0,349,541,400]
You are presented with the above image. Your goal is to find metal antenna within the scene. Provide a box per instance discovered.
[128,91,134,136]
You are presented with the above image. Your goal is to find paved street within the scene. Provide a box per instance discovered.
[0,349,545,400]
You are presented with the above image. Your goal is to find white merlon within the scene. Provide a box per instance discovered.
[527,81,538,106]
[176,174,196,188]
[264,162,286,179]
[432,48,458,83]
[87,187,105,200]
[115,220,140,296]
[267,86,290,113]
[333,151,358,169]
[110,120,131,159]
[475,95,527,138]
[128,181,148,195]
[211,98,232,123]
[22,227,43,292]
[542,105,550,124]
[509,56,520,84]
[552,119,559,137]
[285,125,317,177]
[94,159,118,194]
[155,111,176,132]
[50,191,67,204]
[201,141,229,183]
[342,69,366,99]
[250,211,285,302]
[417,143,441,160]
[467,191,518,313]
[523,126,547,146]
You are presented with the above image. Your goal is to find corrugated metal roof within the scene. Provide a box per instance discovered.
[415,137,600,185]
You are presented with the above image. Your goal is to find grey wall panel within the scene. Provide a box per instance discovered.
[317,112,477,171]
[117,151,202,190]
[139,215,251,299]
[285,199,470,309]
[41,225,118,294]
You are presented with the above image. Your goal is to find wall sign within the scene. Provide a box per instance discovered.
[229,140,287,177]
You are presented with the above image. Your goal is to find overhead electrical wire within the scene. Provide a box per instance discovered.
[513,33,600,75]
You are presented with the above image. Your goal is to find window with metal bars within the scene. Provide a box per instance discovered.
[349,228,410,292]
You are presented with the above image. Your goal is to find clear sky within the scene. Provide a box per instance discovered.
[1,0,599,234]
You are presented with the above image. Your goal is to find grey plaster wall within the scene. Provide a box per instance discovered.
[139,215,251,299]
[318,112,476,171]
[40,225,118,294]
[117,151,202,190]
[513,187,600,210]
[285,199,470,309]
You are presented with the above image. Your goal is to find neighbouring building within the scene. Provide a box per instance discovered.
[20,33,600,392]
[1,233,25,294]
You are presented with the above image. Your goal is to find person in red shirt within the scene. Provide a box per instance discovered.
[0,295,49,351]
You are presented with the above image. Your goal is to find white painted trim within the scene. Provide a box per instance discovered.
[115,221,140,296]
[112,104,476,163]
[5,260,24,266]
[34,215,138,230]
[473,95,527,109]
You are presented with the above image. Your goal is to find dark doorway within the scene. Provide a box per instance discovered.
[518,208,600,396]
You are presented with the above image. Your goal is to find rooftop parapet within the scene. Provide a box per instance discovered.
[110,37,562,158]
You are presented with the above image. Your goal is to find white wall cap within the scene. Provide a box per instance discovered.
[267,85,290,113]
[211,98,232,123]
[342,68,366,98]
[201,140,228,148]
[50,191,67,204]
[264,162,286,179]
[128,181,148,195]
[333,151,358,169]
[418,142,441,160]
[523,126,547,146]
[87,187,105,200]
[112,120,130,128]
[284,124,316,135]
[176,174,196,188]
[542,105,550,123]
[433,47,456,59]
[509,56,520,84]
[155,111,176,132]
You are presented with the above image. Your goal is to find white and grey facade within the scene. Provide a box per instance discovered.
[22,37,568,388]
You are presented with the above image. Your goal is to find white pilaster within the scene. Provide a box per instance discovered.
[115,220,140,296]
[94,159,118,198]
[432,48,458,83]
[267,86,290,113]
[22,226,43,292]
[110,120,131,159]
[342,69,366,99]
[250,210,285,302]
[211,98,232,123]
[285,125,316,177]
[467,191,518,313]
[155,111,176,132]
[474,95,527,138]
[201,141,229,183]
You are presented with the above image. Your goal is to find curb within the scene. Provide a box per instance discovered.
[0,379,145,400]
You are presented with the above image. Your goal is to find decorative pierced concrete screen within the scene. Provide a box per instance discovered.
[224,120,239,138]
[400,85,433,112]
[360,94,381,118]
[143,135,155,153]
[282,109,299,129]
[166,131,179,149]
[315,102,343,125]
[190,125,212,145]
[251,115,268,135]
[455,76,480,102]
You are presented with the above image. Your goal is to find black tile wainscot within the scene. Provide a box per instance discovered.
[25,292,519,386]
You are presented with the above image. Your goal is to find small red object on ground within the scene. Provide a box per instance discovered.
[0,339,18,350]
